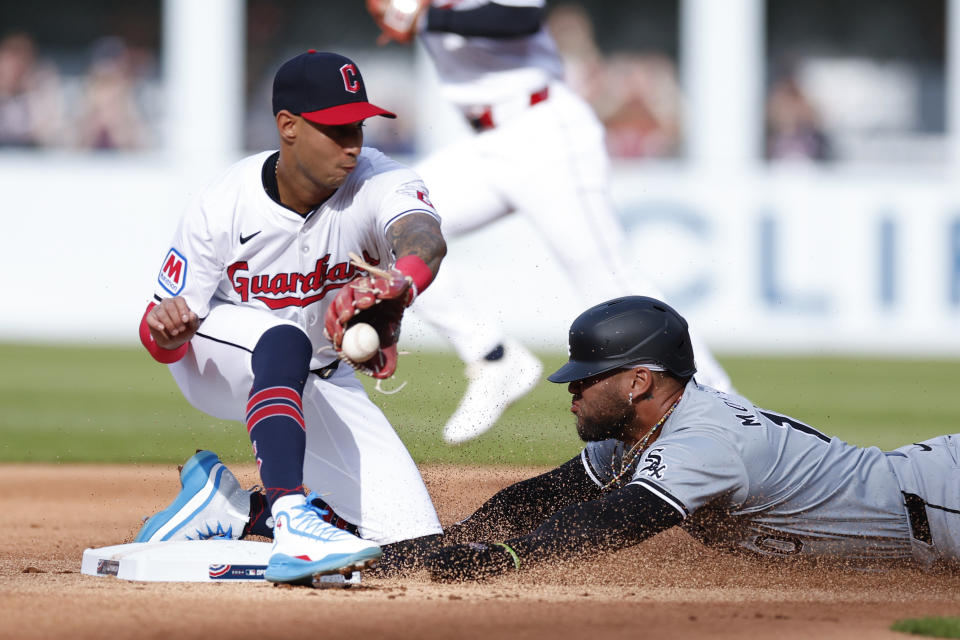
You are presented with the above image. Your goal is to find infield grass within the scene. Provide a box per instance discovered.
[891,616,960,638]
[0,342,957,465]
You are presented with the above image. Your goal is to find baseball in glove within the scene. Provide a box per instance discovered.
[366,0,429,45]
[324,253,415,379]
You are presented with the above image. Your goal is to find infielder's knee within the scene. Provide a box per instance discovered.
[251,324,312,392]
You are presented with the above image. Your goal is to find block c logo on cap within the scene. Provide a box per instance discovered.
[340,64,360,93]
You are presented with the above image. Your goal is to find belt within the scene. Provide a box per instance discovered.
[466,86,550,132]
[311,359,340,380]
[903,492,932,544]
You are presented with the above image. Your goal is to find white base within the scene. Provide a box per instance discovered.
[81,540,361,587]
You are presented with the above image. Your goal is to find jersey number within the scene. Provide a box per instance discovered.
[758,411,830,443]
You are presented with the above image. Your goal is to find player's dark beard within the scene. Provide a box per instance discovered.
[576,404,633,442]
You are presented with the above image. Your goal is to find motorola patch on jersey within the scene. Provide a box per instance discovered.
[158,248,187,295]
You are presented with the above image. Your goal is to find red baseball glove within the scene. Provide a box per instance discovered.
[324,253,414,379]
[366,0,429,45]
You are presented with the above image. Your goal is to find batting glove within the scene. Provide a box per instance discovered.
[425,542,520,582]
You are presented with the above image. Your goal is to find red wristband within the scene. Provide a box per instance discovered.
[395,255,434,299]
[139,302,190,364]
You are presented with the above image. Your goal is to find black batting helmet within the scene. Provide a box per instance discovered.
[548,296,696,383]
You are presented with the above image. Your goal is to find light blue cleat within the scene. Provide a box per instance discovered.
[135,450,252,542]
[264,493,381,584]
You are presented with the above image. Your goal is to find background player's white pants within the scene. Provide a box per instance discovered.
[168,303,442,545]
[413,81,732,391]
[886,435,960,567]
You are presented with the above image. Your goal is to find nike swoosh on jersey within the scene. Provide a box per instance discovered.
[239,231,262,244]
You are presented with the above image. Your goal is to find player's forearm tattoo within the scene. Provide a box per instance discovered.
[387,213,447,275]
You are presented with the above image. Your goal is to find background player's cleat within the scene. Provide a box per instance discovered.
[264,493,382,584]
[442,340,543,445]
[135,450,252,542]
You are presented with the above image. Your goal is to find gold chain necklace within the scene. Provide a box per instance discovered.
[604,394,681,491]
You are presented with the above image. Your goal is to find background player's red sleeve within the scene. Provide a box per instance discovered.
[139,302,189,364]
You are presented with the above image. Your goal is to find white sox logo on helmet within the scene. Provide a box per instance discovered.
[340,64,360,93]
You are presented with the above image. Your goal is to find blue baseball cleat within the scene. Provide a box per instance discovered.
[135,450,253,542]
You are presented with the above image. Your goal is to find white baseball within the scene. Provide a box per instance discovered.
[341,322,380,362]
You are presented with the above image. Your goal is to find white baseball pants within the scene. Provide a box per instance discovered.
[168,302,442,544]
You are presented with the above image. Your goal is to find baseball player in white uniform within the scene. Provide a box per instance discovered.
[366,0,733,445]
[134,51,446,585]
[372,297,960,579]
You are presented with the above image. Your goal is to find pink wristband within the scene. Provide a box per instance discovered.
[395,255,434,300]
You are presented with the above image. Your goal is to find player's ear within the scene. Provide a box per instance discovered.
[276,110,298,143]
[633,366,656,396]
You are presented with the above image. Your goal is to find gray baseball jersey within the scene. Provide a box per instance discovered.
[583,380,958,566]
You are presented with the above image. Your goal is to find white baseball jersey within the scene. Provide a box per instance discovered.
[419,0,564,107]
[583,380,960,566]
[409,0,732,391]
[153,147,439,371]
[148,147,443,543]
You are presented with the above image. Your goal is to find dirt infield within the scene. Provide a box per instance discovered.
[2,463,958,640]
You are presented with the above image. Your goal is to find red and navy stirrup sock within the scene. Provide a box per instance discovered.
[247,325,311,510]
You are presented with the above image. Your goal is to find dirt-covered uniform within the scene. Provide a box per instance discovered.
[584,381,959,566]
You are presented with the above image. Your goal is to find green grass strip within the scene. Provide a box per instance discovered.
[1,342,957,465]
[891,617,960,638]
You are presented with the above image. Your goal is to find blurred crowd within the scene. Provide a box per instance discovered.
[764,71,832,162]
[546,3,831,163]
[7,0,938,166]
[0,31,159,151]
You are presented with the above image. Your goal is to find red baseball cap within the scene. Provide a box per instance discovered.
[272,50,396,125]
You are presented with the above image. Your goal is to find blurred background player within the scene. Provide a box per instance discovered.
[365,0,733,445]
